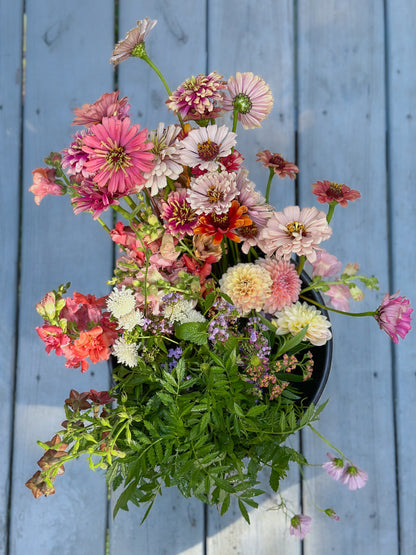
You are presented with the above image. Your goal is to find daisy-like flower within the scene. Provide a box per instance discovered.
[29,168,65,205]
[219,263,273,316]
[82,117,154,194]
[107,286,136,319]
[166,71,226,121]
[71,180,121,220]
[289,514,312,540]
[72,91,130,127]
[312,180,361,207]
[374,291,412,343]
[223,72,273,129]
[112,336,138,368]
[117,309,145,332]
[110,18,157,66]
[160,188,198,238]
[256,258,301,313]
[193,200,252,245]
[178,125,236,172]
[322,452,346,481]
[187,171,238,215]
[143,123,183,196]
[260,206,332,263]
[273,301,332,346]
[62,131,93,179]
[256,150,299,179]
[340,463,368,491]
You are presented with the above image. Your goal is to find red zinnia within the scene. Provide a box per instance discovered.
[312,180,361,207]
[256,150,299,179]
[193,200,252,245]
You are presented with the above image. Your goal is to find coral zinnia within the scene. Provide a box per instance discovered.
[273,302,332,346]
[220,263,273,316]
[193,200,252,245]
[261,206,332,263]
[256,258,301,313]
[256,150,299,179]
[312,180,361,207]
[72,91,130,127]
[374,291,412,343]
[110,18,157,66]
[223,72,273,129]
[82,117,154,194]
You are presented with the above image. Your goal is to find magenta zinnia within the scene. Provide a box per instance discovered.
[256,150,299,179]
[374,291,413,343]
[312,180,361,207]
[223,72,273,129]
[82,117,154,194]
[160,188,198,238]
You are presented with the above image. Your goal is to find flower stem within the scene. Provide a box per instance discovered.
[299,294,375,317]
[265,168,275,204]
[232,107,239,133]
[326,203,336,223]
[308,424,348,460]
[297,255,306,276]
[97,217,111,234]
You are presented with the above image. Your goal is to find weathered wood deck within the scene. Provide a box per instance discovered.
[1,1,415,554]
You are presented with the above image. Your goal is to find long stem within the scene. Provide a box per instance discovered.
[326,203,336,223]
[300,294,375,317]
[265,168,275,204]
[97,217,111,234]
[297,255,306,276]
[308,424,348,460]
[232,107,239,133]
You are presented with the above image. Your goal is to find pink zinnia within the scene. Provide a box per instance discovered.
[166,71,226,121]
[62,131,93,180]
[110,18,157,66]
[72,91,130,127]
[160,188,198,238]
[178,124,236,172]
[223,72,273,129]
[260,206,332,263]
[340,463,368,491]
[375,291,412,343]
[29,168,65,205]
[312,180,361,207]
[256,150,299,179]
[322,452,346,481]
[71,180,120,220]
[289,514,312,540]
[82,117,154,194]
[187,171,238,215]
[257,258,301,313]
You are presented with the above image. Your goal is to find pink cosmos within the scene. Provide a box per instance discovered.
[311,249,343,278]
[187,171,238,215]
[72,91,130,127]
[322,452,346,481]
[256,150,299,179]
[110,18,157,66]
[166,71,227,121]
[160,188,198,238]
[312,180,361,207]
[289,514,312,539]
[223,72,273,129]
[340,463,368,491]
[325,283,351,312]
[375,291,413,343]
[71,180,121,219]
[257,258,301,313]
[82,117,154,194]
[178,124,236,172]
[260,206,332,262]
[29,168,64,205]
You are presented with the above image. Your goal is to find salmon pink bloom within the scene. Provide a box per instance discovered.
[256,150,299,179]
[311,249,342,278]
[71,326,112,364]
[325,284,351,312]
[29,168,64,205]
[82,117,154,194]
[110,18,157,66]
[193,200,252,245]
[312,180,361,207]
[36,325,70,356]
[72,91,130,127]
[375,291,412,343]
[256,258,301,313]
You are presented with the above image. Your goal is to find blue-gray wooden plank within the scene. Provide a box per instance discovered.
[0,2,24,554]
[297,2,398,553]
[9,2,115,553]
[386,1,416,553]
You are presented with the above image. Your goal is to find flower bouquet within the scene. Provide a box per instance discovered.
[26,18,412,538]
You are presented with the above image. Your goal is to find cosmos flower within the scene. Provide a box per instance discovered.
[322,452,346,481]
[256,150,299,179]
[72,91,130,127]
[340,463,368,491]
[178,124,236,172]
[223,72,273,129]
[273,302,332,346]
[374,291,412,343]
[312,180,361,207]
[110,18,157,66]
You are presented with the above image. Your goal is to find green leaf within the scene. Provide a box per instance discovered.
[276,326,309,357]
[269,469,280,492]
[233,402,244,417]
[238,499,250,524]
[175,322,208,345]
[247,404,267,417]
[220,494,231,515]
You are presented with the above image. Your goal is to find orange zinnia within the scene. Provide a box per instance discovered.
[193,200,252,245]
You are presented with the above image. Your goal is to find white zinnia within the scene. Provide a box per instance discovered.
[107,286,136,319]
[163,299,206,325]
[112,337,138,368]
[272,301,332,346]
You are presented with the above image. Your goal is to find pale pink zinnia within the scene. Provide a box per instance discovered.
[187,171,238,215]
[178,124,236,172]
[223,72,273,129]
[312,180,361,207]
[260,206,332,263]
[82,117,154,194]
[29,168,65,205]
[110,18,157,66]
[166,71,227,121]
[160,188,198,238]
[72,91,130,127]
[256,258,301,313]
[289,514,312,540]
[340,463,368,491]
[256,150,299,179]
[374,291,412,343]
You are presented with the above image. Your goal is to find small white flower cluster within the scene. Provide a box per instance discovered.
[163,298,206,325]
[112,337,138,368]
[107,286,145,331]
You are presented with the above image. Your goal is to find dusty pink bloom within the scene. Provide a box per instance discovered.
[289,514,312,540]
[325,284,351,312]
[219,149,244,173]
[178,124,236,172]
[312,180,361,207]
[71,180,121,220]
[110,18,157,66]
[82,117,154,194]
[223,72,273,129]
[256,150,299,179]
[340,463,368,490]
[62,131,93,179]
[257,258,301,313]
[322,452,346,481]
[72,91,130,127]
[375,291,413,343]
[311,249,342,278]
[166,71,227,121]
[343,262,360,276]
[160,188,198,238]
[36,325,70,356]
[29,168,64,205]
[261,206,332,263]
[187,171,238,215]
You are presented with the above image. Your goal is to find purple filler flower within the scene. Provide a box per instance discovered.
[289,514,312,539]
